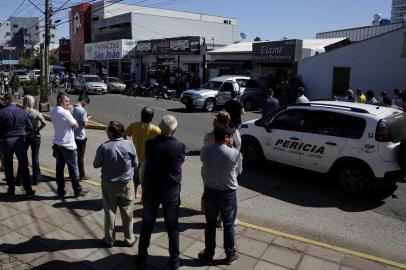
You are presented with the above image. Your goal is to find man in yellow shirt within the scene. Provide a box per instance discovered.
[125,107,161,201]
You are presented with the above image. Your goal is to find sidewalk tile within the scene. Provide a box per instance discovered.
[82,211,104,225]
[386,266,403,270]
[306,245,344,263]
[262,244,302,269]
[236,236,268,258]
[58,244,99,261]
[30,251,77,269]
[25,204,60,219]
[341,255,386,270]
[0,205,22,221]
[180,259,209,270]
[40,229,77,250]
[183,241,224,260]
[0,224,13,236]
[42,211,80,227]
[182,227,205,240]
[83,253,129,270]
[219,253,258,270]
[272,237,308,252]
[146,245,171,269]
[16,219,58,238]
[243,228,276,243]
[253,260,290,270]
[9,239,52,265]
[0,231,30,249]
[62,220,101,238]
[6,199,43,212]
[155,233,196,253]
[340,267,357,270]
[2,212,37,230]
[235,225,246,236]
[298,255,339,270]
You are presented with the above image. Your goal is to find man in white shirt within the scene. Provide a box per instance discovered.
[296,87,310,103]
[51,93,87,198]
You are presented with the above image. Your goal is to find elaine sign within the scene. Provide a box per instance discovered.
[252,39,303,63]
[85,39,136,61]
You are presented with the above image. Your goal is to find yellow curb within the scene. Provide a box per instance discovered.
[19,163,406,269]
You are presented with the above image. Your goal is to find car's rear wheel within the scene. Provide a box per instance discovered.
[241,137,264,166]
[336,163,371,193]
[204,98,216,112]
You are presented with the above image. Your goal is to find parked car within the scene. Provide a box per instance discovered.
[180,75,255,112]
[13,70,30,84]
[103,77,127,93]
[30,69,41,78]
[72,75,107,94]
[239,101,406,193]
[239,80,265,111]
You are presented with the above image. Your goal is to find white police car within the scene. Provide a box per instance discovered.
[239,101,406,193]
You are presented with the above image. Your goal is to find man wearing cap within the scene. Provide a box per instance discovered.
[198,125,242,266]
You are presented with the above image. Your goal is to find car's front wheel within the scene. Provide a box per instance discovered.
[204,98,216,112]
[336,163,371,193]
[241,137,264,166]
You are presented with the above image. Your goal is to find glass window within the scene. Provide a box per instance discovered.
[220,82,234,92]
[303,111,366,138]
[271,109,307,131]
[84,76,102,82]
[201,80,222,90]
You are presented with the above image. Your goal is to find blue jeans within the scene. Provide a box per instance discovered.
[203,188,237,258]
[53,144,82,195]
[26,136,41,185]
[138,193,180,264]
[4,136,32,193]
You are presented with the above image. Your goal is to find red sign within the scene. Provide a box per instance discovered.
[59,39,71,62]
[70,3,91,63]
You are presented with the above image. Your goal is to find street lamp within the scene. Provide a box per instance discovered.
[211,37,214,50]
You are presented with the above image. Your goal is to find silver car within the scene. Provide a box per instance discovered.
[13,70,30,84]
[73,75,108,94]
[103,77,126,93]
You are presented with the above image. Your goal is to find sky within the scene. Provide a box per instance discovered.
[0,0,393,47]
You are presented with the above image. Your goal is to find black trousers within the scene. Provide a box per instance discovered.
[75,138,87,177]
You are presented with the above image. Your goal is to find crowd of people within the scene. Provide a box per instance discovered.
[344,88,406,110]
[0,92,243,270]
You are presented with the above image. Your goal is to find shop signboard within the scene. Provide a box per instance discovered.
[85,39,137,61]
[137,36,200,55]
[252,39,303,63]
[59,39,71,62]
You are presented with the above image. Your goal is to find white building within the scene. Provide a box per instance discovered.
[391,0,406,23]
[298,27,406,100]
[90,0,238,47]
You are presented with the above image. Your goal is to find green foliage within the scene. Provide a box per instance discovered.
[50,51,58,65]
[23,77,39,96]
[254,36,262,42]
[10,74,20,92]
[20,57,35,69]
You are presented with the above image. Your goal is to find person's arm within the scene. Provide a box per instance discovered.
[37,112,47,132]
[82,110,89,128]
[65,111,78,129]
[123,124,132,139]
[240,102,245,115]
[24,112,34,135]
[93,145,103,168]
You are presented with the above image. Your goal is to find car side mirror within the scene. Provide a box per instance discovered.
[265,122,272,133]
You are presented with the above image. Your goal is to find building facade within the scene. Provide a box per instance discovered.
[298,27,406,100]
[392,0,406,23]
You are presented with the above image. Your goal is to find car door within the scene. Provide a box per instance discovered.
[300,110,349,173]
[264,108,307,167]
[217,81,234,105]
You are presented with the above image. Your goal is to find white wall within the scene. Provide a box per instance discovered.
[298,28,406,100]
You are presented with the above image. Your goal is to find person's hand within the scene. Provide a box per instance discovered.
[225,136,233,148]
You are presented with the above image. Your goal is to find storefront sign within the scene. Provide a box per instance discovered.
[137,36,200,55]
[59,39,71,62]
[85,39,137,61]
[252,39,303,63]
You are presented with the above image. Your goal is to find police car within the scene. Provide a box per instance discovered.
[239,101,406,193]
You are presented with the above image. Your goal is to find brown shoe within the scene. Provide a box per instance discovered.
[80,175,92,180]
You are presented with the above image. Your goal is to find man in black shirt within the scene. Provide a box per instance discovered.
[223,91,244,129]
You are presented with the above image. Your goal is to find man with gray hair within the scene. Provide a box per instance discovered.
[137,115,186,270]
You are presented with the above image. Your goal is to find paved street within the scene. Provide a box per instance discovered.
[39,93,406,264]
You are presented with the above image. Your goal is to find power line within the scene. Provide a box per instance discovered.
[10,0,27,17]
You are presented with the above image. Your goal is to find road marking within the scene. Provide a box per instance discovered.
[20,163,406,269]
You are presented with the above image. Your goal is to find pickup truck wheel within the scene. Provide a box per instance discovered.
[204,99,216,112]
[241,137,264,166]
[336,163,371,193]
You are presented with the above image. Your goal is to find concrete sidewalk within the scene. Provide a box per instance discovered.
[0,121,403,270]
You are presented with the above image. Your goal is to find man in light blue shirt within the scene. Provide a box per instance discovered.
[72,94,90,180]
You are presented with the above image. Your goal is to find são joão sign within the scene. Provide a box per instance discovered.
[85,39,137,61]
[252,39,303,63]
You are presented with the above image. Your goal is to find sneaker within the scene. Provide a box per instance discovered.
[80,175,92,180]
[225,253,239,265]
[74,190,89,198]
[102,238,114,248]
[57,191,66,198]
[198,250,213,265]
[124,238,137,247]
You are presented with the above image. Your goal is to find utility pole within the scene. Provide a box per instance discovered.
[40,0,50,112]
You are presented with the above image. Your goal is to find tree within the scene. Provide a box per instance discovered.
[20,57,35,70]
[50,51,58,65]
[10,74,20,93]
[254,36,262,42]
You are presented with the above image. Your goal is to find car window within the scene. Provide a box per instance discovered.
[108,78,121,83]
[84,76,102,82]
[270,109,307,132]
[245,80,260,88]
[201,81,222,90]
[236,79,247,87]
[303,111,366,138]
[220,82,234,92]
